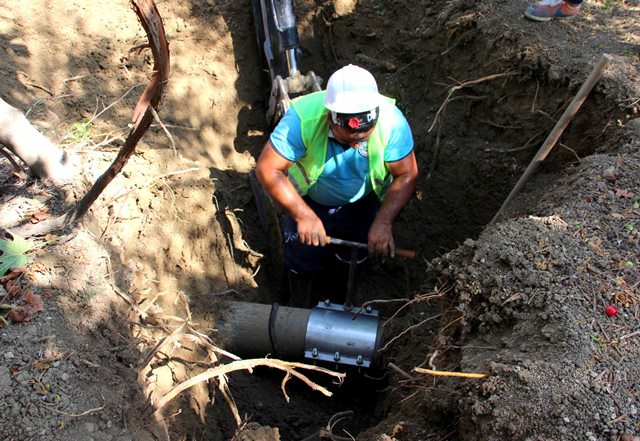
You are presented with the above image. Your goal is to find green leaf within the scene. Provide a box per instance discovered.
[0,233,34,275]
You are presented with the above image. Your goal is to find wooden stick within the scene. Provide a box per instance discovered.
[414,367,487,379]
[489,54,611,225]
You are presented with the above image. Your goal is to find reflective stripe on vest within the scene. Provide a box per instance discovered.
[288,91,396,201]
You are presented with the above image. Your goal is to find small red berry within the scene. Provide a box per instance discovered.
[604,305,618,317]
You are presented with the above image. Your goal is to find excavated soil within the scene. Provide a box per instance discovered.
[0,0,639,440]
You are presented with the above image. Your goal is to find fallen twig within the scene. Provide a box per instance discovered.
[620,330,640,340]
[88,83,145,126]
[80,358,100,368]
[62,74,89,85]
[38,402,105,417]
[16,70,53,96]
[606,413,629,425]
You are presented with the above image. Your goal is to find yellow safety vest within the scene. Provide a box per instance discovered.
[288,91,395,201]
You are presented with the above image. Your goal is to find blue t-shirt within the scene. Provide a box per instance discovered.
[270,106,414,206]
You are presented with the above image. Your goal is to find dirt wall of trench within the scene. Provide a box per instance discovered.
[0,0,639,440]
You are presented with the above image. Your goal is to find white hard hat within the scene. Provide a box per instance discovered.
[323,64,383,114]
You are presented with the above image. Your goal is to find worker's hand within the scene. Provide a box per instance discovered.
[296,212,327,247]
[368,219,395,258]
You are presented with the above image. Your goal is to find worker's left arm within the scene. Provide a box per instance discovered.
[368,150,418,257]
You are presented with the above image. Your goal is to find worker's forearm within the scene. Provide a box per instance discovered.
[374,174,416,226]
[256,168,314,222]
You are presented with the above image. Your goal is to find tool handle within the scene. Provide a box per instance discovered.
[326,236,416,259]
[394,248,416,259]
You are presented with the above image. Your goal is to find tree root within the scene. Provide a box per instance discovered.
[146,357,346,418]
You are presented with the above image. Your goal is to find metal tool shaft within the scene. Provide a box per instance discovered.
[326,236,416,259]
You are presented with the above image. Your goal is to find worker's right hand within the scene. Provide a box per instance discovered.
[296,213,327,247]
[368,219,395,258]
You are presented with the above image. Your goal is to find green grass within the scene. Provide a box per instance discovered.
[373,3,385,16]
[63,118,93,143]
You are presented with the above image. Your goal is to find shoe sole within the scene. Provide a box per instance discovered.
[524,11,577,21]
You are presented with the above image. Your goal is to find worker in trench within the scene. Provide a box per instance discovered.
[256,64,418,307]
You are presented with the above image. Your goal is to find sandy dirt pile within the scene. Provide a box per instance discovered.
[431,139,640,440]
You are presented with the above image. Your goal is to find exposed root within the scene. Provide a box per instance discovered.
[136,293,343,427]
[351,297,411,319]
[429,70,519,133]
[321,410,356,441]
[146,358,345,418]
[414,367,487,379]
[383,286,448,327]
[301,410,356,441]
[0,146,27,177]
[378,313,442,353]
[218,373,241,426]
[484,130,545,153]
[426,71,517,178]
[149,106,177,155]
[388,362,417,381]
[138,322,189,369]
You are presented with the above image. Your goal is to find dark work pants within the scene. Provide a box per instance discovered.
[282,193,378,274]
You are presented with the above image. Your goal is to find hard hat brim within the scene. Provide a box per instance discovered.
[323,91,384,114]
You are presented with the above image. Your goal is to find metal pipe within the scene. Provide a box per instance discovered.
[215,301,384,368]
[344,247,358,311]
[216,301,311,360]
[285,49,299,75]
